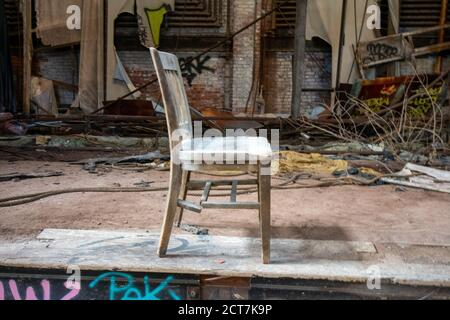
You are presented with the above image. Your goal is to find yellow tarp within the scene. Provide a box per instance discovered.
[275,151,348,174]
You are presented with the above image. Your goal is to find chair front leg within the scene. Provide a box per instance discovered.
[158,163,183,257]
[259,162,271,264]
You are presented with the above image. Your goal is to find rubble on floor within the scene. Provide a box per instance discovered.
[382,163,450,194]
[1,69,449,196]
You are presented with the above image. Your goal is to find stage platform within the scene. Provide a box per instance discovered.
[1,229,450,299]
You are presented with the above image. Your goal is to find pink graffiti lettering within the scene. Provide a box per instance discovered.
[0,279,80,301]
[61,281,81,300]
[0,281,4,300]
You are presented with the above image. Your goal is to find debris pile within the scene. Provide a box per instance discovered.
[295,72,450,164]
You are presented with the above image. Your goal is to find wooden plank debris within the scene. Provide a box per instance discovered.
[382,163,450,194]
[357,24,450,69]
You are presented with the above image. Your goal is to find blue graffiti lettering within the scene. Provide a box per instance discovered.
[89,272,181,301]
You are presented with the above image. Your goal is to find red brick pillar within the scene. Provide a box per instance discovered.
[231,0,263,113]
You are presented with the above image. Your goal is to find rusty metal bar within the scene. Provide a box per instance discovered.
[402,23,450,37]
[414,42,450,57]
[291,0,308,119]
[22,0,32,115]
[435,0,449,73]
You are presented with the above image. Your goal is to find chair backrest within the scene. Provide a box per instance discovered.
[150,48,193,145]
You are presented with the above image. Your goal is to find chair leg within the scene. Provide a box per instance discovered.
[259,163,271,264]
[176,171,191,227]
[158,163,183,257]
[257,173,261,223]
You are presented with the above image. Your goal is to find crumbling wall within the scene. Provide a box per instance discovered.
[33,0,446,116]
[115,0,333,115]
[399,56,450,75]
[34,48,79,108]
[117,50,228,111]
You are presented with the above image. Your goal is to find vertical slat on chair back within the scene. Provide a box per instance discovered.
[150,48,193,144]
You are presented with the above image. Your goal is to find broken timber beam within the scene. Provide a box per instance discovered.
[22,0,32,115]
[291,0,308,120]
[435,0,449,73]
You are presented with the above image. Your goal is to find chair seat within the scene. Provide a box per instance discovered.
[178,136,273,163]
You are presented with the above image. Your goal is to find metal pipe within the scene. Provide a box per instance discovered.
[291,0,308,119]
[22,0,32,115]
[336,0,348,89]
[435,0,448,73]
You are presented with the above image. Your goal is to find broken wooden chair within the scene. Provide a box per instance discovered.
[150,48,273,264]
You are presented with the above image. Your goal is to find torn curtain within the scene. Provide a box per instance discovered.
[106,0,175,101]
[0,0,16,113]
[35,0,175,110]
[108,0,175,47]
[31,77,58,115]
[35,0,82,46]
[71,0,105,114]
[306,0,379,86]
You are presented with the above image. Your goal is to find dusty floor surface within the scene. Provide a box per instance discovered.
[1,158,450,248]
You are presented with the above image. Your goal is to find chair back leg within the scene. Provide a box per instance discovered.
[158,163,183,257]
[259,163,271,264]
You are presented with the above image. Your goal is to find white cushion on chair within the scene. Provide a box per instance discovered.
[178,136,273,163]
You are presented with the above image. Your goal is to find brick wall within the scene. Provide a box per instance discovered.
[230,0,262,113]
[34,48,79,107]
[116,50,228,110]
[114,0,269,114]
[264,43,332,115]
[264,51,292,114]
[22,0,450,117]
[114,0,267,113]
[28,0,334,115]
[400,56,450,76]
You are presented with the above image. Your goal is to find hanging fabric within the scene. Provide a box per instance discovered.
[142,3,171,48]
[113,48,142,99]
[306,0,379,85]
[70,0,105,114]
[105,0,175,101]
[31,77,58,115]
[35,0,83,46]
[0,0,16,113]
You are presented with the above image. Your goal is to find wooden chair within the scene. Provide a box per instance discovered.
[150,48,273,264]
